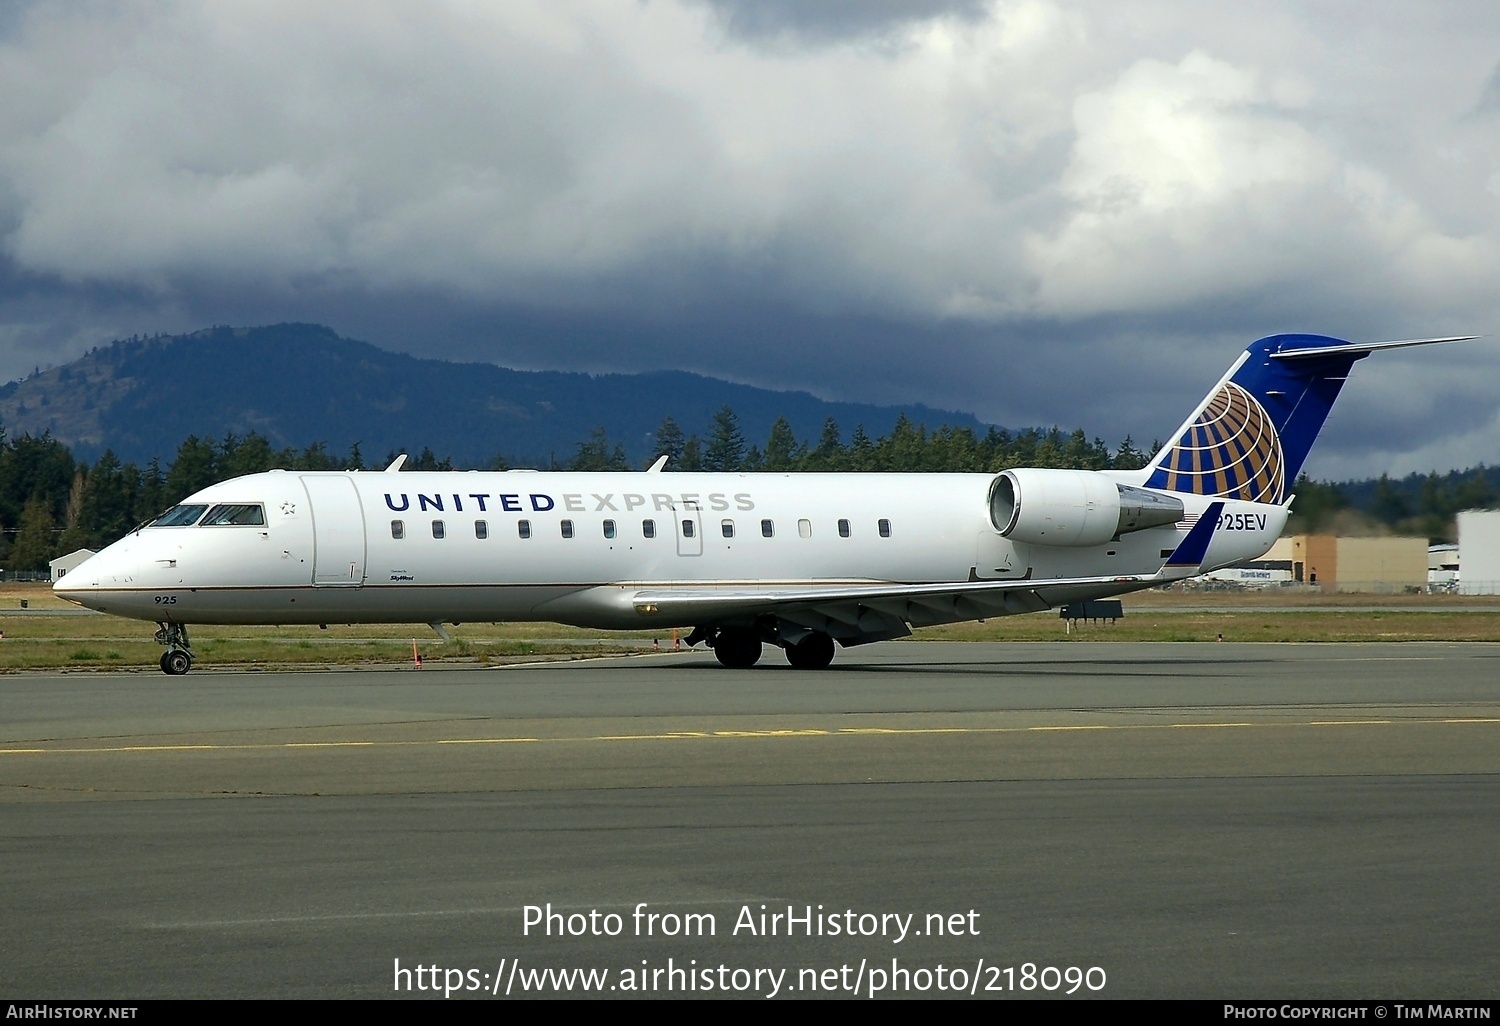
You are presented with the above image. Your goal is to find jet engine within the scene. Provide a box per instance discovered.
[988,469,1184,547]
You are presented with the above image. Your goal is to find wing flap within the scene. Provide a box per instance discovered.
[631,569,1175,633]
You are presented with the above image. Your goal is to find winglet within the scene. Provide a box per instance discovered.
[384,454,408,472]
[646,454,669,473]
[1163,502,1224,571]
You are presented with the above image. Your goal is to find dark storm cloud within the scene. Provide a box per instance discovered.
[697,0,989,44]
[1472,61,1500,116]
[0,1,1495,479]
[0,2,41,40]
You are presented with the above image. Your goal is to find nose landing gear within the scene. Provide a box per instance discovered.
[154,623,195,675]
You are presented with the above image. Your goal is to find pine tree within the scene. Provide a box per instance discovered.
[408,447,453,472]
[704,406,746,471]
[652,417,685,468]
[763,417,801,471]
[60,451,137,551]
[567,428,629,471]
[848,425,874,472]
[1371,473,1409,524]
[1285,474,1348,533]
[679,435,704,472]
[296,442,338,470]
[803,417,844,470]
[165,436,218,503]
[135,458,167,523]
[222,432,279,476]
[1112,435,1145,470]
[9,495,56,571]
[0,432,75,528]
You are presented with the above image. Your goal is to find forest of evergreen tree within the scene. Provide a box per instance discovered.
[3,407,1492,571]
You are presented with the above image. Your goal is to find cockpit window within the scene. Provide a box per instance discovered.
[201,503,266,526]
[152,504,209,527]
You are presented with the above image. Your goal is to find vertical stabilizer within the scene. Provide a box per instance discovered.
[1144,334,1369,503]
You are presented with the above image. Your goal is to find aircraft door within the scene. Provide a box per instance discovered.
[675,502,703,557]
[302,475,367,586]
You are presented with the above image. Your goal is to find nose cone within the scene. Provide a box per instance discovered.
[53,543,135,610]
[53,553,99,606]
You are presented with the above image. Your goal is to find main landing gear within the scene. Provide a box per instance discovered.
[784,631,835,670]
[155,622,194,675]
[690,626,838,669]
[710,627,763,669]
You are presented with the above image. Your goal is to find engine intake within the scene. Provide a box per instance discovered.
[989,469,1184,547]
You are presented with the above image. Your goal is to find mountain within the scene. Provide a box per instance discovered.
[0,324,991,467]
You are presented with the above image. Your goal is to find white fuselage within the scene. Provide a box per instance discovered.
[55,469,1285,629]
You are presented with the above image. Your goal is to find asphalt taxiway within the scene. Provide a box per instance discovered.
[3,642,1498,998]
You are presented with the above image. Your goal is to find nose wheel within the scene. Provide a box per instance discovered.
[160,650,193,675]
[154,623,195,675]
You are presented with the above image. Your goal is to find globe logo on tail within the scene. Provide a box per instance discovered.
[1150,381,1285,503]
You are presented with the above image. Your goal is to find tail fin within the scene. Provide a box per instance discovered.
[1142,334,1474,503]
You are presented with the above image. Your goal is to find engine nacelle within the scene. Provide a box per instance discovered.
[988,469,1184,547]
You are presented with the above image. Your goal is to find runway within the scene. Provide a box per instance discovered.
[3,642,1499,998]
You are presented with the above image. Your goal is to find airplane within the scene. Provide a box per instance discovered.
[54,333,1475,674]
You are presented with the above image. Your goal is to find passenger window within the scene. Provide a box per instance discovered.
[721,520,734,539]
[643,519,656,539]
[879,518,891,538]
[475,520,488,540]
[682,520,696,538]
[603,519,617,539]
[561,519,574,539]
[518,520,532,539]
[391,520,405,540]
[838,519,851,538]
[761,519,774,538]
[432,520,445,539]
[798,519,812,539]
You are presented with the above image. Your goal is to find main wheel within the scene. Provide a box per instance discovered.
[712,628,762,668]
[785,632,835,669]
[162,650,192,676]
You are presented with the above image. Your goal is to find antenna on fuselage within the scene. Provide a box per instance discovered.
[384,454,408,472]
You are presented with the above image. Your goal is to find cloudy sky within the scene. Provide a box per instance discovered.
[0,0,1497,479]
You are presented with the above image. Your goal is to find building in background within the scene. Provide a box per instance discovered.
[1280,535,1428,594]
[1456,510,1500,594]
[1203,536,1294,586]
[1428,543,1460,592]
[49,549,95,583]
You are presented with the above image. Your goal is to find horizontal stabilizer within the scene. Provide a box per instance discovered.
[1269,336,1477,360]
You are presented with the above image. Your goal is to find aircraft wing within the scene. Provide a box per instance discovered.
[632,571,1164,640]
[630,502,1223,642]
